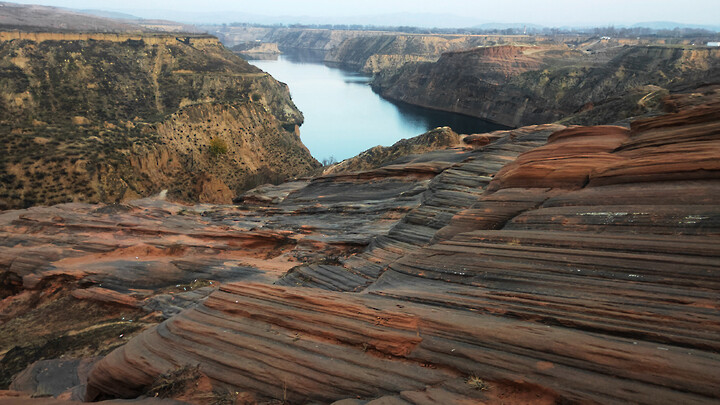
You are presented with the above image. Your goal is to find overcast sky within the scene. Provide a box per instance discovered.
[8,0,720,26]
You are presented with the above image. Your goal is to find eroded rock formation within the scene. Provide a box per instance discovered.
[373,44,720,127]
[0,32,318,210]
[81,97,720,404]
[2,88,719,404]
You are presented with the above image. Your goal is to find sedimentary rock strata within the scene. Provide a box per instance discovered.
[1,86,719,404]
[373,44,720,127]
[77,101,720,404]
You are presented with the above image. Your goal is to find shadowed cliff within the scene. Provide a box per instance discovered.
[373,44,720,127]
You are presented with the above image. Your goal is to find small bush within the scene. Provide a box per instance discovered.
[466,374,490,391]
[209,137,228,156]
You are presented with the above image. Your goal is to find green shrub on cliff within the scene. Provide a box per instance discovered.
[209,137,229,156]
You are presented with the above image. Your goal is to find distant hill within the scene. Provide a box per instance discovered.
[102,9,486,28]
[76,9,141,21]
[631,21,720,32]
[473,22,544,31]
[0,1,145,32]
[0,2,201,33]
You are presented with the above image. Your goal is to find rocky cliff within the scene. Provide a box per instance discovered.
[373,44,720,127]
[207,26,384,51]
[324,34,540,74]
[323,126,465,174]
[230,41,281,55]
[0,32,319,209]
[1,87,718,403]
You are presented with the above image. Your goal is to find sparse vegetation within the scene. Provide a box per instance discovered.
[211,387,239,405]
[0,36,319,209]
[466,374,491,391]
[146,364,202,399]
[321,156,337,166]
[209,137,229,156]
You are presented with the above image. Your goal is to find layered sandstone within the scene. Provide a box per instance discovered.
[80,99,720,404]
[2,89,719,404]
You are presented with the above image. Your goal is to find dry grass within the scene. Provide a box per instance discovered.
[147,364,202,398]
[466,374,491,391]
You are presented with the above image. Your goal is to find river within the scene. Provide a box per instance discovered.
[244,52,508,162]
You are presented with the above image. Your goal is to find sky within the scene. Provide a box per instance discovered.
[7,0,720,27]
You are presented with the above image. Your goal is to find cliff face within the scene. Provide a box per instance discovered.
[324,34,537,74]
[0,33,318,209]
[207,26,383,50]
[230,41,281,54]
[373,45,720,127]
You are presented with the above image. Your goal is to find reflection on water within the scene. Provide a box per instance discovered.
[242,50,508,162]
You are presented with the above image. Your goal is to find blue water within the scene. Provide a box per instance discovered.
[246,52,507,162]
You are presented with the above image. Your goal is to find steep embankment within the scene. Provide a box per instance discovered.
[230,41,280,55]
[374,44,720,127]
[324,34,539,74]
[0,33,319,209]
[208,26,384,51]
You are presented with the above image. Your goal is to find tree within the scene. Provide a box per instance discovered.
[321,156,337,166]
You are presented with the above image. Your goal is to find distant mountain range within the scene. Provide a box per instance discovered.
[630,21,720,31]
[1,2,718,33]
[76,9,141,21]
[0,2,202,33]
[81,7,720,32]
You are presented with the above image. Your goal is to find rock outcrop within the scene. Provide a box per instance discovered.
[324,34,533,74]
[207,26,384,51]
[323,126,463,174]
[0,32,318,209]
[231,42,281,55]
[78,98,720,404]
[373,44,720,127]
[2,87,719,404]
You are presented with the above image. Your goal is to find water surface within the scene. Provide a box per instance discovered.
[246,52,507,162]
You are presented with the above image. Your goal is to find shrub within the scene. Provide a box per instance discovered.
[466,374,490,391]
[209,137,228,156]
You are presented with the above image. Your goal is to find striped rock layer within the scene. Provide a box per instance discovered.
[85,101,720,404]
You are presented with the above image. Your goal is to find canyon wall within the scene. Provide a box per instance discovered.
[0,33,319,209]
[373,45,720,127]
[324,33,554,73]
[209,26,385,50]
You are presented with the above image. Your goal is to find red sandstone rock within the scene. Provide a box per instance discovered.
[4,103,720,404]
[84,104,720,404]
[488,125,630,191]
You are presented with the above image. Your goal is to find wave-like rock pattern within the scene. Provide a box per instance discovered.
[277,124,565,291]
[86,102,720,404]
